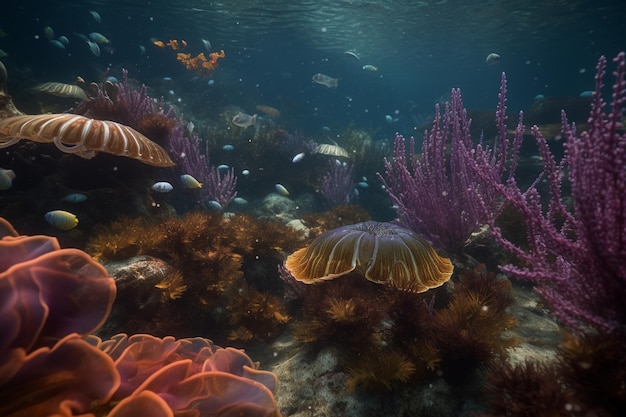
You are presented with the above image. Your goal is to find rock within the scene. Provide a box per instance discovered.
[98,255,180,338]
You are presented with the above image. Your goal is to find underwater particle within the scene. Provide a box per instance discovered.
[222,144,234,151]
[180,174,202,188]
[232,112,257,128]
[162,76,172,81]
[322,126,330,132]
[151,181,174,192]
[292,152,305,163]
[207,79,215,86]
[206,200,223,211]
[485,52,500,65]
[241,169,250,176]
[285,221,453,293]
[275,183,290,196]
[233,197,248,205]
[362,64,378,72]
[62,193,87,203]
[312,73,338,88]
[89,10,102,23]
[45,210,79,230]
[89,32,110,44]
[0,168,15,190]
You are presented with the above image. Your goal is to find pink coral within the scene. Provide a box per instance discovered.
[0,217,282,417]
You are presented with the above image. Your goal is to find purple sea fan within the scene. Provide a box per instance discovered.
[486,53,626,335]
[378,78,517,258]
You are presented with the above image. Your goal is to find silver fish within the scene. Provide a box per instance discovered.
[312,73,338,88]
[485,53,500,65]
[151,181,174,192]
[232,112,257,128]
[86,40,101,56]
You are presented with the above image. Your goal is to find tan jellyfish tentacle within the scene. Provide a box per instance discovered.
[52,115,91,154]
[0,136,21,148]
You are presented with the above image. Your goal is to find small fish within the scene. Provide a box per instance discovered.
[49,39,65,49]
[206,200,223,211]
[162,76,172,81]
[0,168,16,190]
[89,32,110,44]
[180,174,202,188]
[241,169,250,176]
[207,79,215,86]
[292,152,305,163]
[217,164,230,171]
[222,144,234,151]
[153,40,165,48]
[151,181,174,192]
[357,182,369,188]
[233,197,248,205]
[139,44,146,54]
[89,10,102,23]
[579,90,594,97]
[385,115,393,123]
[106,76,119,83]
[485,53,500,65]
[43,26,54,40]
[275,183,290,196]
[45,210,78,230]
[344,50,360,60]
[202,39,212,51]
[362,64,378,72]
[57,36,69,45]
[62,193,87,203]
[312,73,338,88]
[86,40,101,56]
[232,112,257,128]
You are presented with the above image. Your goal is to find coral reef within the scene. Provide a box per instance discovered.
[475,53,626,335]
[87,211,303,339]
[0,217,282,417]
[378,74,519,258]
[292,264,516,391]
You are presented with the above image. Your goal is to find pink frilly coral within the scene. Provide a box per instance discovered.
[0,217,282,417]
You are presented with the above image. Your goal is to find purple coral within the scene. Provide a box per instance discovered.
[484,53,626,335]
[320,159,354,207]
[378,78,516,257]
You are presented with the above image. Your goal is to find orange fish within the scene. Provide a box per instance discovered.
[153,40,165,48]
[166,39,187,50]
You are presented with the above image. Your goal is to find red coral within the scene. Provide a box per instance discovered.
[0,217,282,417]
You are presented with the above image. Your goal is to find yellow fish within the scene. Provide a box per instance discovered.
[180,174,202,188]
[45,210,78,230]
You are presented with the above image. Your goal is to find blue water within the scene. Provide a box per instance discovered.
[2,0,624,138]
